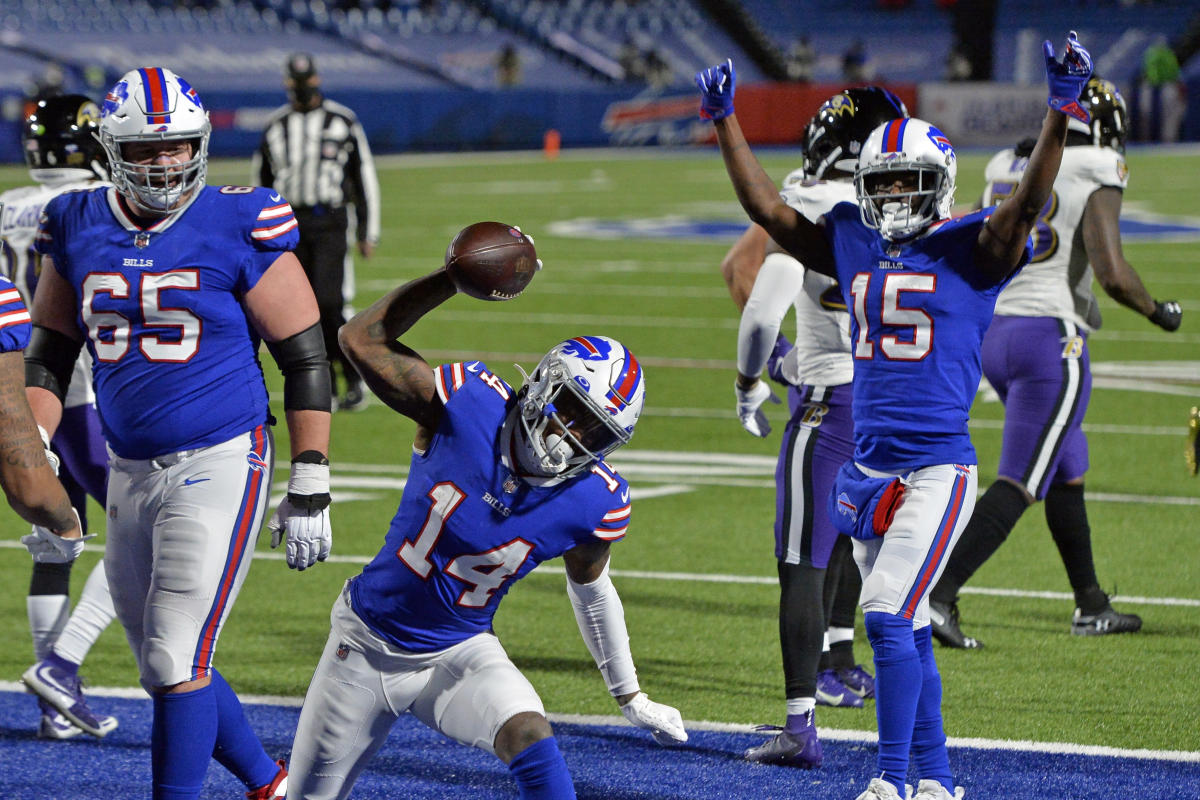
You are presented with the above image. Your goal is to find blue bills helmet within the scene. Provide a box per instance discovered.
[855,118,957,241]
[515,336,645,479]
[98,67,211,215]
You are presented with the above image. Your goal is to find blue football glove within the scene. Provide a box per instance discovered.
[695,59,736,121]
[1044,31,1093,122]
[765,333,794,386]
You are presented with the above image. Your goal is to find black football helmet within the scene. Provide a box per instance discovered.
[23,94,107,183]
[802,86,909,179]
[1070,77,1128,153]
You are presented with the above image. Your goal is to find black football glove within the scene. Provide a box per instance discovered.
[1149,300,1182,332]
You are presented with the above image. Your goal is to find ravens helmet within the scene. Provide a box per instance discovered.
[802,86,909,179]
[1069,77,1127,153]
[23,94,107,184]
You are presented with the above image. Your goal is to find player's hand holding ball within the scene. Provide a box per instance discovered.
[445,221,541,301]
[1044,31,1093,122]
[268,451,332,570]
[620,692,688,745]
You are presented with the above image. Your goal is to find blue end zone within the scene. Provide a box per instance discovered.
[1,690,1197,798]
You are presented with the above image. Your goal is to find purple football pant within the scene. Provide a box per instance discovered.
[776,383,855,568]
[982,316,1091,500]
[52,403,110,530]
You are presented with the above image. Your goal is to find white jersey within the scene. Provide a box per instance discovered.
[0,178,103,408]
[775,171,854,387]
[982,145,1128,331]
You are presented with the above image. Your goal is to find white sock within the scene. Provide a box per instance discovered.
[786,697,816,716]
[27,595,70,662]
[52,561,117,666]
[827,626,854,646]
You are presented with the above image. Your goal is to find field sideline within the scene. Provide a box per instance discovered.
[0,147,1197,793]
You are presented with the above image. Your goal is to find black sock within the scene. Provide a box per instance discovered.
[779,561,826,699]
[1044,483,1103,611]
[931,480,1029,605]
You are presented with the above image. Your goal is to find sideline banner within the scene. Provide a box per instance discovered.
[917,83,1046,148]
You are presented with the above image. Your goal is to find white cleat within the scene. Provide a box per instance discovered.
[913,779,965,800]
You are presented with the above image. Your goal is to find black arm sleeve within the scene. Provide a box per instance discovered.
[265,322,333,412]
[25,325,83,402]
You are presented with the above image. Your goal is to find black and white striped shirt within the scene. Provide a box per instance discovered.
[252,98,381,243]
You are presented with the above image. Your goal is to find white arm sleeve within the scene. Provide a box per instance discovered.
[736,252,806,377]
[566,561,640,697]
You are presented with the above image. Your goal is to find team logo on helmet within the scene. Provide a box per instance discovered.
[825,94,855,117]
[177,77,204,109]
[102,81,128,118]
[926,126,954,156]
[76,102,100,127]
[562,336,613,361]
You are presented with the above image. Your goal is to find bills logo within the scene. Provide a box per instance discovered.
[926,126,954,157]
[102,81,129,118]
[246,453,269,473]
[836,492,858,523]
[562,336,612,361]
[177,76,204,109]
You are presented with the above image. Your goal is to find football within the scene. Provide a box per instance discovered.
[444,221,540,301]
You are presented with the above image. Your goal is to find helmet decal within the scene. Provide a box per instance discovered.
[926,126,953,155]
[139,68,172,124]
[562,336,613,361]
[881,119,908,153]
[102,81,128,118]
[604,344,642,412]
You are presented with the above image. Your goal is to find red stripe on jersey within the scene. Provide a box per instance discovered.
[257,203,293,220]
[0,309,32,329]
[593,524,628,540]
[0,288,24,304]
[602,504,631,522]
[250,218,299,240]
[434,365,450,403]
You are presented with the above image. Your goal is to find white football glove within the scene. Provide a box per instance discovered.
[38,425,61,476]
[268,455,332,571]
[620,692,688,745]
[22,509,91,563]
[735,379,780,438]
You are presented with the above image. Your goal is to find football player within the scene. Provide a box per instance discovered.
[697,30,1092,800]
[286,266,686,799]
[724,87,908,769]
[928,76,1181,648]
[2,94,119,741]
[23,68,334,800]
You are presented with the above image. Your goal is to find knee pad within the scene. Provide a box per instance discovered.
[141,633,197,688]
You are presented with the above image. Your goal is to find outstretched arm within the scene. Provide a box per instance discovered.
[338,268,457,451]
[977,32,1092,282]
[563,540,688,744]
[697,61,836,277]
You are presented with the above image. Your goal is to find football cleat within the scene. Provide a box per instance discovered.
[1070,602,1142,637]
[246,760,288,800]
[743,717,823,769]
[835,664,876,699]
[340,384,369,412]
[913,779,965,800]
[855,777,912,800]
[929,599,983,649]
[816,669,864,708]
[21,660,118,738]
[1187,406,1198,476]
[37,698,84,740]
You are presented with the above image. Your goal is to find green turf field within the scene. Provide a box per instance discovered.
[1,146,1197,752]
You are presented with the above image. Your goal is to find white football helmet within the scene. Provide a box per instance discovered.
[515,336,645,479]
[99,68,210,215]
[855,118,957,241]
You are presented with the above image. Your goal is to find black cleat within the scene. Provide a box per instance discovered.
[1071,601,1142,637]
[929,598,983,649]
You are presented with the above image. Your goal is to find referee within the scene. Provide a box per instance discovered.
[253,52,381,411]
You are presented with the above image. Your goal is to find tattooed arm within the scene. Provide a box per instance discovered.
[338,268,458,451]
[0,351,79,534]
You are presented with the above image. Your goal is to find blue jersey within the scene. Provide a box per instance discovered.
[35,185,299,458]
[351,361,633,653]
[0,274,32,353]
[823,203,1031,472]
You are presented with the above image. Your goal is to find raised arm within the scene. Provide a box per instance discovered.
[977,32,1092,282]
[697,61,836,277]
[338,268,457,451]
[1082,186,1182,330]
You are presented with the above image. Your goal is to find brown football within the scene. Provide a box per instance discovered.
[444,222,540,301]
